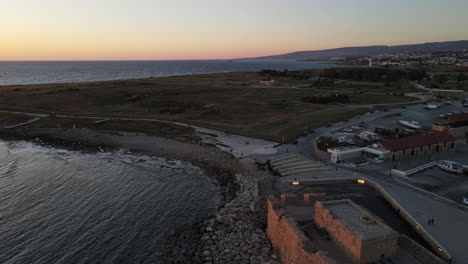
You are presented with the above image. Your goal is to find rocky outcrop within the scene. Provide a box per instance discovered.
[169,174,280,264]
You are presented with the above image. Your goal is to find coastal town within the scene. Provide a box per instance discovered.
[2,1,468,264]
[266,88,468,264]
[0,63,467,264]
[348,50,468,67]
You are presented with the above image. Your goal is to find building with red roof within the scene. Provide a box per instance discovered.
[377,132,459,161]
[433,113,468,138]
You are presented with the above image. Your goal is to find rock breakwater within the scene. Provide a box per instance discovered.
[169,174,280,264]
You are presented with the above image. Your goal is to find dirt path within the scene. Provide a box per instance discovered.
[0,109,278,158]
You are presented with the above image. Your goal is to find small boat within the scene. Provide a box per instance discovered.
[398,120,422,129]
[438,161,464,174]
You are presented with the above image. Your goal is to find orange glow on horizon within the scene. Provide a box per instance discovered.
[1,0,467,61]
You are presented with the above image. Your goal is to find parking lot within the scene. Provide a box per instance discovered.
[322,99,468,206]
[330,100,467,143]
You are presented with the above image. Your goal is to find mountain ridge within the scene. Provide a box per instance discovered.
[245,40,468,60]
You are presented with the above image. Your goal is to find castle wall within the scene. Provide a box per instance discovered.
[267,198,336,264]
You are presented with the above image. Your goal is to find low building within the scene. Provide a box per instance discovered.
[431,89,464,99]
[377,132,458,161]
[259,80,275,86]
[315,200,399,263]
[327,146,389,163]
[433,113,468,138]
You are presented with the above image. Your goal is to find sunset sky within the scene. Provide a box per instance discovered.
[1,0,468,61]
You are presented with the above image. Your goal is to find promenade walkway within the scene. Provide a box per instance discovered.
[376,178,468,263]
[282,169,468,263]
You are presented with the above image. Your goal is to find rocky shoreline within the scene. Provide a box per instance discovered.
[167,173,279,264]
[0,127,280,264]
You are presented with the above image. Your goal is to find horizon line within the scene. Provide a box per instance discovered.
[2,39,467,62]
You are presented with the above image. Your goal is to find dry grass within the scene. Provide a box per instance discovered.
[0,71,419,142]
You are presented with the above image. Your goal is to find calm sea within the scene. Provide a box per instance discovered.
[0,60,342,86]
[0,141,219,264]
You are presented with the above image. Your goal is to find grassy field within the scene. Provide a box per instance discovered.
[399,65,468,91]
[0,70,420,142]
[311,79,419,94]
[28,117,200,143]
[422,80,468,91]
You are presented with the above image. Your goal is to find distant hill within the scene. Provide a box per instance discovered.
[248,40,468,60]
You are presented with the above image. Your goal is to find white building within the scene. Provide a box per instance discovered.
[327,146,389,163]
[259,80,275,86]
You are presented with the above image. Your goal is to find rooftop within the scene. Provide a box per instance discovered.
[445,113,468,123]
[380,132,457,152]
[327,146,389,155]
[319,199,397,240]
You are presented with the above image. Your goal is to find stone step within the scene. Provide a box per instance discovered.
[272,157,304,166]
[274,160,314,169]
[270,154,297,163]
[278,164,325,173]
[282,167,330,176]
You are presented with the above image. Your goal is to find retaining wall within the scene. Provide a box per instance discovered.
[267,197,336,264]
[361,178,451,262]
[314,200,398,264]
[398,235,446,264]
[291,178,450,262]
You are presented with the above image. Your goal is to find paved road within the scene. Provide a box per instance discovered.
[290,166,468,263]
[275,106,412,161]
[270,83,468,262]
[3,117,42,129]
[367,172,468,263]
[1,82,466,261]
[276,82,433,159]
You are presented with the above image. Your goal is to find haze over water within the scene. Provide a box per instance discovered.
[0,60,342,86]
[0,141,219,264]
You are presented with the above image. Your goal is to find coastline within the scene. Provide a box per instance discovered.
[0,127,244,200]
[0,127,279,263]
[0,60,342,86]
